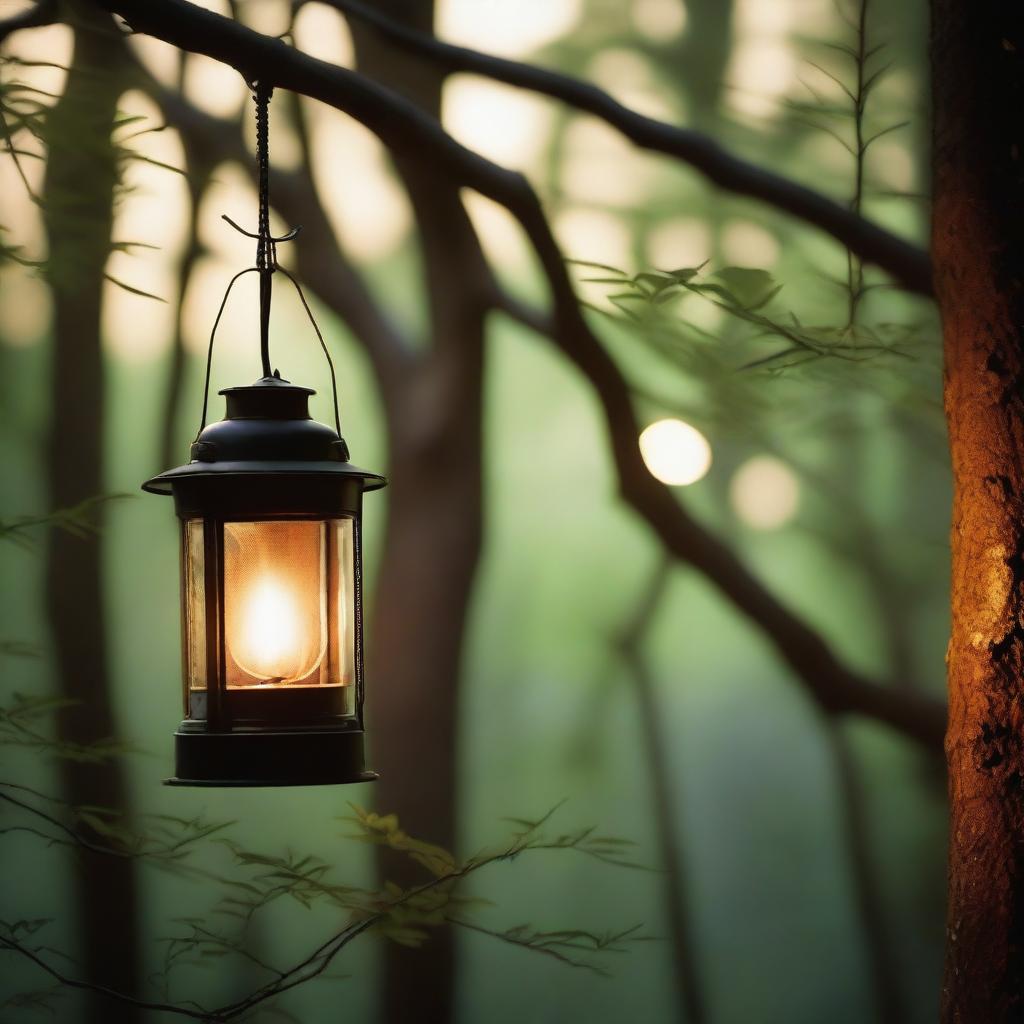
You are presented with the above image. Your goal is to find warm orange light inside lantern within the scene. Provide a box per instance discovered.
[219,520,353,689]
[234,574,321,682]
[180,517,356,701]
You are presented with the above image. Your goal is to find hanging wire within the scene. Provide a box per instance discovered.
[194,79,344,442]
[254,80,275,378]
[254,80,272,276]
[197,267,259,436]
[277,266,343,438]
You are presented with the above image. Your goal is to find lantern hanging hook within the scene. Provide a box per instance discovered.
[195,80,344,441]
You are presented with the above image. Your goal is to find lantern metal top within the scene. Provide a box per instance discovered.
[143,374,386,496]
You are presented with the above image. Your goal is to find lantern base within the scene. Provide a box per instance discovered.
[166,725,377,787]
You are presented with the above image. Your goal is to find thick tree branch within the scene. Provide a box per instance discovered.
[493,282,945,749]
[328,0,933,297]
[93,0,945,747]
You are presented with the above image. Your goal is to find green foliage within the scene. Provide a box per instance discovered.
[0,494,132,550]
[0,57,53,209]
[143,802,643,1014]
[0,692,122,763]
[786,31,908,180]
[0,501,138,767]
[0,503,643,1017]
[344,805,458,876]
[0,54,177,297]
[0,641,40,659]
[1,715,643,1017]
[575,259,923,371]
[564,0,939,463]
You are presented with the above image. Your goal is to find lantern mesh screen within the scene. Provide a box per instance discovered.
[222,520,354,695]
[182,519,206,693]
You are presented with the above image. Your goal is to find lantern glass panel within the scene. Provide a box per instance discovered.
[182,519,206,694]
[222,519,355,699]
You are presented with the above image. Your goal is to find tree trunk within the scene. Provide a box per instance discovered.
[620,558,706,1024]
[352,11,490,1023]
[932,2,1024,1020]
[368,355,484,1024]
[41,10,140,1019]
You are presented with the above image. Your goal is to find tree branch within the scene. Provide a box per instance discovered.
[494,287,945,750]
[327,0,933,297]
[0,939,211,1022]
[91,0,945,747]
[614,556,707,1022]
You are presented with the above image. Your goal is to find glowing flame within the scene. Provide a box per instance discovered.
[235,577,303,683]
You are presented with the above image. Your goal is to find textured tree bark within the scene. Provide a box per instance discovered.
[352,9,488,1023]
[41,9,140,1020]
[932,2,1024,1020]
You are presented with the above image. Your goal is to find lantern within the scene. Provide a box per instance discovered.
[143,81,385,786]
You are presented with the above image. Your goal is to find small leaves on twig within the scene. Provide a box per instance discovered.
[0,495,132,550]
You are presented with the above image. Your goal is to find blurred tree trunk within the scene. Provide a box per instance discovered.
[678,0,733,127]
[41,10,140,1020]
[352,7,487,1023]
[932,2,1024,1021]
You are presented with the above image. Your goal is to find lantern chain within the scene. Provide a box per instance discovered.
[255,80,274,377]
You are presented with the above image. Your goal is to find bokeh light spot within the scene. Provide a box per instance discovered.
[632,0,687,40]
[439,0,581,58]
[730,455,800,530]
[639,419,712,486]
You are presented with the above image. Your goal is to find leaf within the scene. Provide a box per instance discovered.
[820,41,858,61]
[379,924,429,948]
[805,60,856,103]
[0,640,40,659]
[861,120,910,152]
[109,240,160,253]
[122,152,187,177]
[666,266,705,282]
[635,271,677,293]
[103,274,166,302]
[709,267,780,309]
[565,258,628,276]
[861,62,895,98]
[581,276,637,286]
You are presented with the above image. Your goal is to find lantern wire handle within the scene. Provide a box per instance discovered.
[276,266,343,438]
[195,80,344,441]
[196,267,258,437]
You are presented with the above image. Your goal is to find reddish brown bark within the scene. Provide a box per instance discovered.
[932,2,1024,1020]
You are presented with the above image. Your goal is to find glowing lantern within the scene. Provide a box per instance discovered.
[144,378,384,786]
[143,81,384,785]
